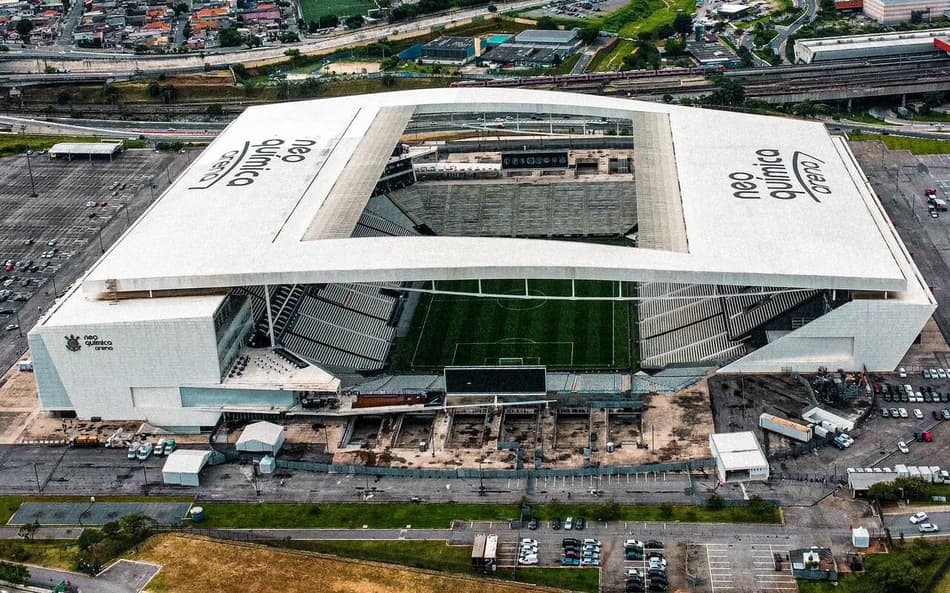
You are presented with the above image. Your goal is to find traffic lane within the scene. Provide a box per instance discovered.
[28,563,133,593]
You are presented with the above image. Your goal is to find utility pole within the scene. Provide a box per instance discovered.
[25,151,37,197]
[33,462,41,493]
[97,223,104,253]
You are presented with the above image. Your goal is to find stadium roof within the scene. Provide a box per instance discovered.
[796,28,950,53]
[77,89,919,300]
[48,142,122,156]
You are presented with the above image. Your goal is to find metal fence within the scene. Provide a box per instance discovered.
[275,458,716,480]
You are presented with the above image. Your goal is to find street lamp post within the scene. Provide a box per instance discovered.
[25,150,37,197]
[97,223,104,254]
[14,309,23,337]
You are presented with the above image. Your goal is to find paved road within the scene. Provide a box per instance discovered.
[770,0,817,63]
[882,509,950,540]
[28,563,134,593]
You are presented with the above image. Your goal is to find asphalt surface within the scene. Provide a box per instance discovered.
[770,0,817,62]
[882,507,950,540]
[0,149,194,378]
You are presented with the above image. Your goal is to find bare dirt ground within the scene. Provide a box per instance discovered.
[0,357,39,443]
[131,534,562,593]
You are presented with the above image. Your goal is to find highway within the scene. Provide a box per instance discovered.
[0,0,546,76]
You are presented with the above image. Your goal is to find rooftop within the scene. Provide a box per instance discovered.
[423,35,475,50]
[33,89,927,319]
[710,431,768,468]
[797,27,950,51]
[162,449,211,474]
[512,28,580,44]
[48,142,122,156]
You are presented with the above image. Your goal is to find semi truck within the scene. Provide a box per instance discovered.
[759,413,813,442]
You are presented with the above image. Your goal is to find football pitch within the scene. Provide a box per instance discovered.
[299,0,375,22]
[391,280,635,371]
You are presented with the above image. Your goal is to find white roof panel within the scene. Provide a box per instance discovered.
[49,142,122,155]
[237,420,284,446]
[76,89,908,297]
[162,449,211,474]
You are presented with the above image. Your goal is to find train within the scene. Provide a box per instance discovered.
[448,66,726,89]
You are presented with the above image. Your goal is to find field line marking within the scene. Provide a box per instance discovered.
[410,292,435,369]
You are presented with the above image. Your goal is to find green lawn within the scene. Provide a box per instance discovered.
[589,39,637,72]
[798,540,950,593]
[617,0,695,37]
[847,132,950,155]
[195,501,780,529]
[912,111,950,123]
[391,279,633,372]
[0,540,79,570]
[510,567,599,593]
[0,135,146,158]
[840,112,896,126]
[298,0,375,22]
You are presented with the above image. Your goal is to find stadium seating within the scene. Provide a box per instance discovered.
[390,180,637,238]
[637,282,821,368]
[273,195,415,371]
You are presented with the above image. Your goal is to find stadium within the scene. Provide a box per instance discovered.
[27,88,934,431]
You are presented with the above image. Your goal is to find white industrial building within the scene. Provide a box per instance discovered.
[235,421,285,454]
[26,89,934,430]
[709,432,770,483]
[862,0,950,24]
[161,449,212,486]
[794,28,950,62]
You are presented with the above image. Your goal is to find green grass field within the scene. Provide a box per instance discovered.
[848,132,950,155]
[298,0,376,22]
[391,279,634,372]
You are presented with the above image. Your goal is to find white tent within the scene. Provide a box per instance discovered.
[162,449,212,487]
[236,421,285,454]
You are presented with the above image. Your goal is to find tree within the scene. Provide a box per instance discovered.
[578,25,599,44]
[317,14,339,28]
[381,73,396,88]
[536,16,558,30]
[664,38,686,56]
[218,26,242,47]
[280,31,299,43]
[284,48,301,64]
[172,2,188,14]
[380,55,399,70]
[0,562,29,585]
[244,34,262,48]
[17,520,39,542]
[551,52,562,67]
[592,500,622,522]
[159,84,176,103]
[16,18,33,38]
[705,74,745,106]
[206,104,224,116]
[487,3,497,11]
[659,502,674,519]
[706,493,724,510]
[345,14,364,29]
[673,12,693,39]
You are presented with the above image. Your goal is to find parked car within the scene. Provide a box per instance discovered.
[898,441,910,454]
[163,439,176,455]
[899,408,909,418]
[575,517,586,530]
[564,517,574,530]
[919,523,939,533]
[552,518,562,530]
[644,539,664,549]
[910,512,929,524]
[127,444,138,459]
[625,539,645,549]
[528,518,539,530]
[943,409,950,421]
[914,409,924,419]
[136,442,153,460]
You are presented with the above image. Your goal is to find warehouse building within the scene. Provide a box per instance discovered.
[709,432,769,483]
[794,28,950,62]
[482,28,582,67]
[420,36,476,65]
[862,0,950,24]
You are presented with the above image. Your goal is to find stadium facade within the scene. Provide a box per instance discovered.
[27,89,934,430]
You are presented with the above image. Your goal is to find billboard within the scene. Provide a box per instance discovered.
[501,151,569,170]
[445,366,547,395]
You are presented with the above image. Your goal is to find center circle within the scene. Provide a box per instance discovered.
[496,289,547,311]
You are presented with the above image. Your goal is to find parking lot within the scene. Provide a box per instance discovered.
[689,541,798,593]
[0,148,193,372]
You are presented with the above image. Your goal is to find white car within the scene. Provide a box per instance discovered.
[899,408,909,418]
[899,367,907,378]
[940,369,948,379]
[914,409,923,419]
[519,555,538,565]
[924,369,931,379]
[919,523,939,533]
[564,517,573,530]
[898,441,910,454]
[624,539,644,549]
[910,512,929,524]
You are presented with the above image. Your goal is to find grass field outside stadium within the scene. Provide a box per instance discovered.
[299,0,375,22]
[391,279,636,372]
